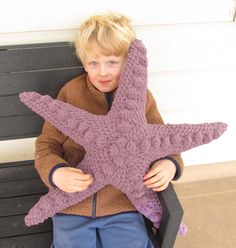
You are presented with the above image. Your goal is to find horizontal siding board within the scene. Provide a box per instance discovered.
[0,215,52,238]
[0,141,36,164]
[148,67,236,91]
[0,43,81,73]
[0,67,84,96]
[147,67,235,121]
[0,195,44,217]
[155,90,235,110]
[0,115,44,140]
[160,105,235,165]
[182,138,235,166]
[158,102,235,123]
[0,29,77,46]
[0,0,234,33]
[0,232,52,248]
[137,23,236,72]
[0,178,48,198]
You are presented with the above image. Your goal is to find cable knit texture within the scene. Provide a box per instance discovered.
[19,39,227,236]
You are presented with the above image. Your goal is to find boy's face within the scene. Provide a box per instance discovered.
[83,45,126,93]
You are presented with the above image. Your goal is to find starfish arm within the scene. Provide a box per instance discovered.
[148,122,227,159]
[125,185,187,235]
[24,179,105,226]
[19,91,100,145]
[109,40,148,121]
[125,185,165,230]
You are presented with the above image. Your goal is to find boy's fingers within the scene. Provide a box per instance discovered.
[71,185,88,192]
[144,165,161,180]
[144,176,165,187]
[144,174,162,185]
[67,167,90,177]
[152,181,169,192]
[68,167,83,173]
[144,170,162,184]
[74,177,92,185]
[73,177,93,187]
[74,171,93,181]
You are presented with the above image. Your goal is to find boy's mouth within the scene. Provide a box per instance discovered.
[98,80,111,84]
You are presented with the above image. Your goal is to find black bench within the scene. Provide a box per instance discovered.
[0,42,183,248]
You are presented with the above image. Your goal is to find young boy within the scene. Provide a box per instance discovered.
[35,12,183,248]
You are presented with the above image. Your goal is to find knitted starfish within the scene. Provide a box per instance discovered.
[19,39,227,236]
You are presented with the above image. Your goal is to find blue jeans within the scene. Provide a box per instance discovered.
[51,211,155,248]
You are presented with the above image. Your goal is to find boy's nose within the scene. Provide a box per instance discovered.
[99,65,108,76]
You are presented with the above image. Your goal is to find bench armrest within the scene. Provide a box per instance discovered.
[156,183,183,248]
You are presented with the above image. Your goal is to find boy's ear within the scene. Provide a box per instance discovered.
[82,59,88,72]
[83,64,88,72]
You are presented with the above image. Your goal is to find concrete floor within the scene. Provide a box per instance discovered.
[173,174,236,248]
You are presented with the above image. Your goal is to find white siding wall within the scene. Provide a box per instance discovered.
[0,0,235,165]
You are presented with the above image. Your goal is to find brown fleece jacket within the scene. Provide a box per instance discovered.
[34,73,184,217]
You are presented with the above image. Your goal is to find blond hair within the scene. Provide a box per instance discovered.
[75,12,136,63]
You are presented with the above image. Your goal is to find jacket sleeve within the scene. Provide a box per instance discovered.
[145,89,184,180]
[34,87,70,188]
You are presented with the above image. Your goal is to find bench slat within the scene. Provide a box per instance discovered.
[0,215,52,238]
[0,67,84,96]
[0,41,69,50]
[0,178,48,198]
[0,93,58,117]
[0,115,44,140]
[0,232,52,248]
[0,195,44,217]
[0,164,38,182]
[0,43,81,73]
[0,160,34,168]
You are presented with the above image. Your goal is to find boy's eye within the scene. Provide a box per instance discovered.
[108,61,118,65]
[89,61,97,66]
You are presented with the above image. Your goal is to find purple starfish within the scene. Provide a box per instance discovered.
[19,39,227,235]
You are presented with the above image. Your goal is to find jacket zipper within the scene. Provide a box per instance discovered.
[91,91,113,218]
[92,193,97,218]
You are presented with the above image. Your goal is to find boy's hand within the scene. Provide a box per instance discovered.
[143,159,176,192]
[52,167,94,193]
